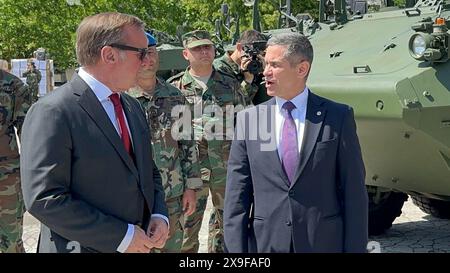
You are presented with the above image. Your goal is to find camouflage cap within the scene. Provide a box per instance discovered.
[182,30,214,49]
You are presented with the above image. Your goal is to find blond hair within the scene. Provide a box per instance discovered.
[76,12,145,66]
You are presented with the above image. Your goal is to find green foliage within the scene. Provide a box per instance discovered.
[0,0,81,69]
[394,0,406,7]
[180,0,319,42]
[0,0,319,70]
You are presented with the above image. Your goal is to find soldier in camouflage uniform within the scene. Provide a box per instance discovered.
[22,60,41,105]
[168,30,247,253]
[0,66,28,253]
[128,33,202,252]
[214,30,271,105]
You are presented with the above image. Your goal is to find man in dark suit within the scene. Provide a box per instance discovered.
[224,33,368,253]
[20,12,169,253]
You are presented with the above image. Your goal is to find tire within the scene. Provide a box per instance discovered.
[368,191,408,236]
[411,196,450,219]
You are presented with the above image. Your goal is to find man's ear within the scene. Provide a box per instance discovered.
[236,42,243,52]
[101,46,116,64]
[182,49,189,61]
[297,61,310,79]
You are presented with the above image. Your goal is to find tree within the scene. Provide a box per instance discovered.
[0,0,184,69]
[0,0,319,70]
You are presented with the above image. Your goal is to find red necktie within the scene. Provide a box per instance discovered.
[109,93,132,156]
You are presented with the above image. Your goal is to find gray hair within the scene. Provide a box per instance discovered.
[76,12,145,66]
[266,33,313,67]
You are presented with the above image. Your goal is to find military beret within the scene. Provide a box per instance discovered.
[146,32,157,47]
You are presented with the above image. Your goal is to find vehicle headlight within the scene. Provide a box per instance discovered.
[409,33,433,60]
[412,35,426,56]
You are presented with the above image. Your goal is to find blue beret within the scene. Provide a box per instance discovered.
[146,32,157,47]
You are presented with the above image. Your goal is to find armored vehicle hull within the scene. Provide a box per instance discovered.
[306,5,450,234]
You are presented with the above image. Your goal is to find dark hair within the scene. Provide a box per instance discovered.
[238,30,267,45]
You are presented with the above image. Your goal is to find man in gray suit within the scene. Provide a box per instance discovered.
[20,12,169,253]
[224,33,368,253]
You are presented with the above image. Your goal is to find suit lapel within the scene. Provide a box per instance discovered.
[259,98,290,186]
[123,94,154,215]
[121,94,146,187]
[72,75,139,180]
[291,92,326,187]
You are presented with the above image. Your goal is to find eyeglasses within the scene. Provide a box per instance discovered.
[108,43,149,61]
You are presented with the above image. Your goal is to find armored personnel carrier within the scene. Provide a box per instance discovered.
[305,0,450,235]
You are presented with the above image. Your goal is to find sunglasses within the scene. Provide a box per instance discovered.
[108,43,149,61]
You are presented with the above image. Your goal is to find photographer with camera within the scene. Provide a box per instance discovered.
[214,30,270,105]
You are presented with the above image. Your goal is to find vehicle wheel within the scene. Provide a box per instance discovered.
[369,190,408,236]
[411,196,450,219]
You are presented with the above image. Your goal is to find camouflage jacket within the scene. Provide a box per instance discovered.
[0,70,28,162]
[213,53,258,105]
[22,69,41,88]
[214,53,271,105]
[22,69,41,103]
[168,68,246,179]
[129,77,202,199]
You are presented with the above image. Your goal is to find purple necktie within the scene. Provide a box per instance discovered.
[281,101,299,184]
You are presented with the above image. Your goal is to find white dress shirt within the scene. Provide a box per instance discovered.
[275,87,309,160]
[78,68,169,253]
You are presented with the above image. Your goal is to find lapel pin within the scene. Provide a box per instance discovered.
[317,111,322,116]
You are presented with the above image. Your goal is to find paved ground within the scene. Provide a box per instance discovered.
[22,211,40,253]
[369,197,450,253]
[21,196,450,253]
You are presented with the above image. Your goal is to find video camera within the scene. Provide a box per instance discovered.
[242,40,267,75]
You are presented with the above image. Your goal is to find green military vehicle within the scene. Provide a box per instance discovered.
[210,0,450,235]
[149,29,189,79]
[306,0,450,235]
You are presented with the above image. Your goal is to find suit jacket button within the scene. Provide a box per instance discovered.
[286,220,292,226]
[289,190,294,197]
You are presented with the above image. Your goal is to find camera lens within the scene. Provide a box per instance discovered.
[247,60,263,75]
